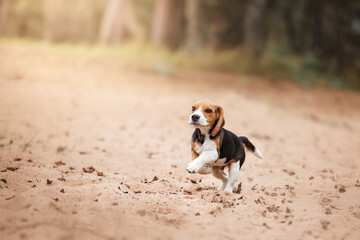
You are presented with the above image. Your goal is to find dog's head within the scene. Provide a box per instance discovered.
[189,100,225,137]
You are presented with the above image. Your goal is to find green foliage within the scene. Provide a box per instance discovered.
[258,45,358,89]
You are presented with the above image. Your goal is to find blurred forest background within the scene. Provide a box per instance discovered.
[0,0,359,89]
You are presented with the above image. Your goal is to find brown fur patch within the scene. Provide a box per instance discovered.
[191,149,199,160]
[227,159,236,164]
[191,141,200,160]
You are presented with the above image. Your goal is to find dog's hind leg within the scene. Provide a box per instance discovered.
[224,161,240,193]
[212,167,228,190]
[197,165,213,174]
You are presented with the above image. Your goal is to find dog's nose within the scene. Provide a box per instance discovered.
[191,114,200,122]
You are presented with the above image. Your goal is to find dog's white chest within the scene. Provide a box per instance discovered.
[194,137,217,155]
[194,143,203,154]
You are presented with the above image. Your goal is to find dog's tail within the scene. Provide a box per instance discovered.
[239,136,263,159]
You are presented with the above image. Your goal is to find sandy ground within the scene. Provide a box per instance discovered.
[0,43,360,240]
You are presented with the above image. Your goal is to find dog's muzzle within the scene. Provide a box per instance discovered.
[191,114,200,122]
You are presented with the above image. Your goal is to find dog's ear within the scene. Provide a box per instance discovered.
[211,106,225,137]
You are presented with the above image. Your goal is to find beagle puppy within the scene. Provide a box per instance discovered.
[187,100,263,193]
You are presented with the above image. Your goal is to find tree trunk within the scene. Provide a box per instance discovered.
[99,0,143,45]
[185,0,202,53]
[0,0,11,36]
[208,0,227,49]
[152,0,184,49]
[43,0,61,42]
[99,0,126,44]
[244,0,269,57]
[125,0,144,40]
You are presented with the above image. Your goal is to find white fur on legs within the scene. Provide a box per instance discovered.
[197,165,213,174]
[212,167,228,190]
[186,150,219,173]
[224,161,240,193]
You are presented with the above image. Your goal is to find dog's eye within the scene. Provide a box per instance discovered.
[205,109,213,113]
[192,106,196,111]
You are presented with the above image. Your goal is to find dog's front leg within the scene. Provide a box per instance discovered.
[187,150,218,174]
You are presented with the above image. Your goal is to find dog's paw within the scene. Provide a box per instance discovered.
[186,161,203,174]
[223,186,233,193]
[218,181,227,191]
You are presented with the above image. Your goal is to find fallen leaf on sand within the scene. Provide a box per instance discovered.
[234,182,242,194]
[83,166,96,173]
[183,189,192,195]
[5,195,15,200]
[148,176,158,183]
[263,222,271,229]
[321,220,330,230]
[56,146,67,153]
[54,161,65,166]
[6,167,19,171]
[283,169,295,176]
[355,180,360,187]
[339,186,346,193]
